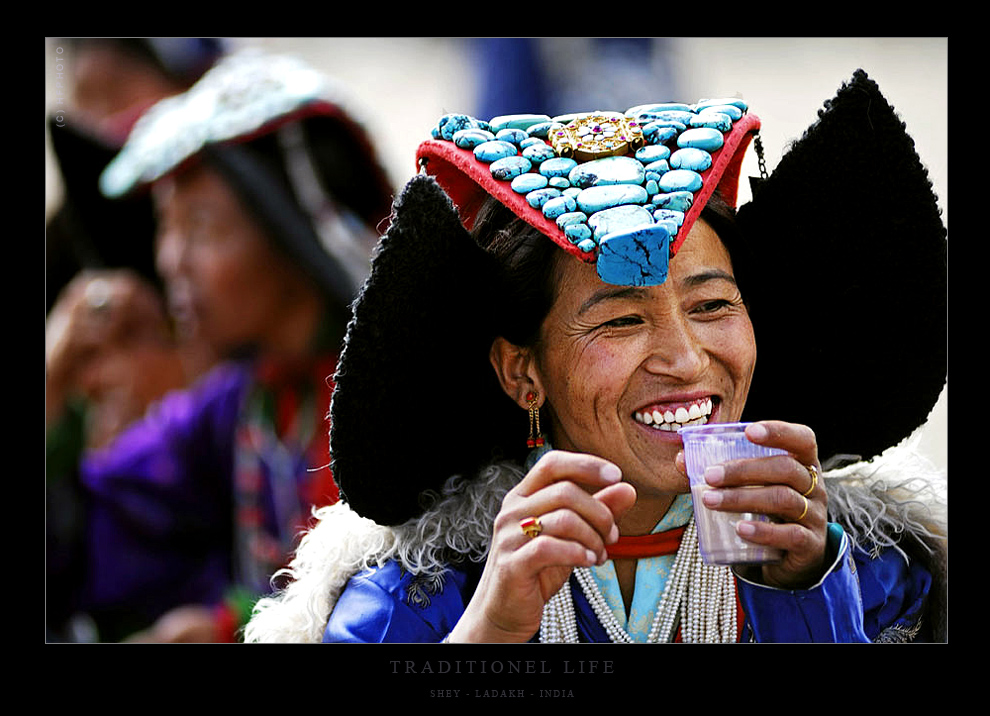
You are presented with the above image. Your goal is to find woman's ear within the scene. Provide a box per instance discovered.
[489,337,544,409]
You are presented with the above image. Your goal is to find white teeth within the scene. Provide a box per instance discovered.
[634,398,715,430]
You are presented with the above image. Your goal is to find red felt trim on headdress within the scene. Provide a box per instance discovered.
[671,113,760,255]
[416,112,761,263]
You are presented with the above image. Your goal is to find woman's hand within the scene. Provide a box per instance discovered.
[46,270,186,443]
[448,450,636,643]
[677,420,828,589]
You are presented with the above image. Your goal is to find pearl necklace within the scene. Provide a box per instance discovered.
[539,518,738,643]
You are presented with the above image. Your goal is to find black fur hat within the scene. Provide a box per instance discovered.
[737,69,947,467]
[330,70,947,526]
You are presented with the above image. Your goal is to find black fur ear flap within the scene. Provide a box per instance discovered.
[737,70,947,465]
[329,174,517,526]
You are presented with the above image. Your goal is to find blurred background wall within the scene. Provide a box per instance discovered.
[45,36,948,472]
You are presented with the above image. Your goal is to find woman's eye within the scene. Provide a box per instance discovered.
[600,316,643,329]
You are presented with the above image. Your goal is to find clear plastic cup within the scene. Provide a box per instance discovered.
[679,422,785,565]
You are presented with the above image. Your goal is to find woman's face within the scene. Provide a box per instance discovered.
[153,166,305,356]
[533,219,756,503]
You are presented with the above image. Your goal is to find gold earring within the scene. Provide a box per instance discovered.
[526,391,544,448]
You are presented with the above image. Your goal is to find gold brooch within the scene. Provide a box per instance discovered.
[550,113,645,161]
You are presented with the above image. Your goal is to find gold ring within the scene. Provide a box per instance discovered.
[802,464,819,497]
[796,495,809,521]
[519,516,543,539]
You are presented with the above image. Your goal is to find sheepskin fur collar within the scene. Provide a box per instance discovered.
[244,440,946,643]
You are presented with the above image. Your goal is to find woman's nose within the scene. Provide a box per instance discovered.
[641,315,709,382]
[155,227,187,281]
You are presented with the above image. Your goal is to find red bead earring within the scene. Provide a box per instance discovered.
[526,391,544,448]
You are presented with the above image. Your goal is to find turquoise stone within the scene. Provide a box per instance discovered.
[474,140,518,163]
[698,104,743,120]
[565,222,593,245]
[627,102,693,117]
[522,142,557,164]
[489,113,552,133]
[653,208,685,226]
[452,128,495,149]
[540,157,578,178]
[677,128,724,152]
[588,204,655,241]
[490,155,532,181]
[556,211,588,229]
[526,187,562,209]
[670,147,712,172]
[577,238,597,253]
[577,184,649,214]
[520,136,545,149]
[437,113,481,140]
[653,191,694,212]
[496,128,528,146]
[644,159,670,175]
[645,178,658,196]
[510,172,548,194]
[563,187,582,199]
[597,224,670,286]
[548,176,570,190]
[542,194,577,220]
[526,121,558,139]
[695,98,748,113]
[658,169,703,193]
[645,119,687,132]
[568,156,645,189]
[634,144,671,164]
[643,124,679,145]
[636,109,696,126]
[654,219,679,237]
[689,112,732,132]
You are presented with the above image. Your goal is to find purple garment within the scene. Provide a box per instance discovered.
[77,362,251,629]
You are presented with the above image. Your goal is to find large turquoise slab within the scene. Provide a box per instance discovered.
[577,184,650,213]
[568,156,645,188]
[597,224,671,286]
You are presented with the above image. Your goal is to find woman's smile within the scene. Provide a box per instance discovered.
[527,217,756,504]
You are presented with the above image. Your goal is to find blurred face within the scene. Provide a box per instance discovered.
[153,166,306,356]
[532,219,756,502]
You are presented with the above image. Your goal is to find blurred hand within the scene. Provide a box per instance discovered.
[46,270,186,444]
[124,605,221,643]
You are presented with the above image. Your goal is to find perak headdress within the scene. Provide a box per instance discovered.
[330,70,947,526]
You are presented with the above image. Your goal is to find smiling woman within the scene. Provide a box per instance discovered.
[246,70,947,643]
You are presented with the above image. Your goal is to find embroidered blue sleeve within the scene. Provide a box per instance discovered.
[323,561,473,643]
[735,523,932,642]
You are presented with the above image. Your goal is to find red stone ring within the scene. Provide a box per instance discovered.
[519,516,543,539]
